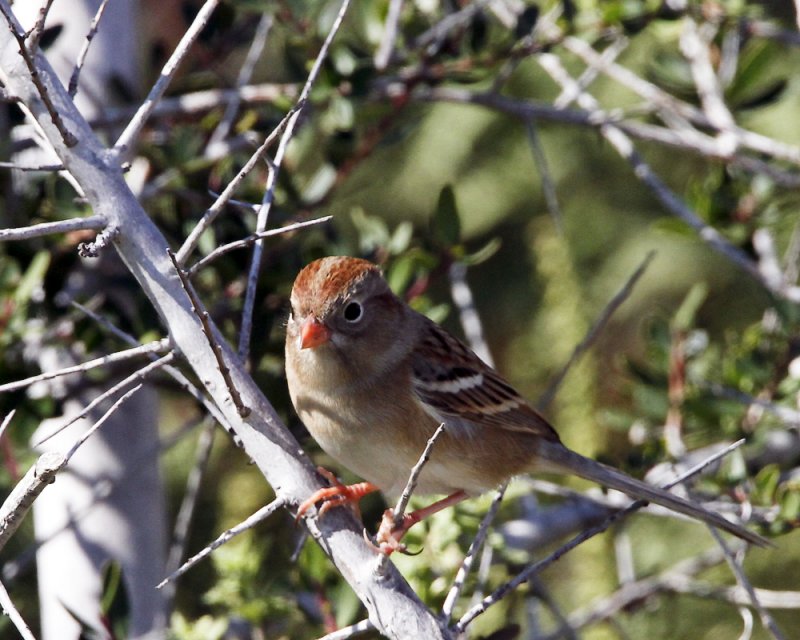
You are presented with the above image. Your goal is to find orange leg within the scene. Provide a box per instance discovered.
[296,467,379,520]
[375,490,468,555]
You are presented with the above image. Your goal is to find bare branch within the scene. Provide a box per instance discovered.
[0,2,76,146]
[157,497,286,588]
[448,262,494,366]
[187,216,332,276]
[0,576,36,640]
[454,439,749,633]
[162,420,216,606]
[0,339,169,394]
[525,118,562,230]
[375,0,405,70]
[168,249,250,417]
[708,527,787,640]
[0,160,62,171]
[0,2,461,631]
[23,0,55,52]
[63,383,144,460]
[93,83,298,128]
[0,214,105,242]
[113,0,221,160]
[67,0,111,98]
[206,13,273,154]
[538,251,655,411]
[33,353,175,448]
[0,410,15,441]
[238,0,353,361]
[70,301,239,438]
[442,484,506,620]
[176,103,302,264]
[317,618,375,640]
[680,18,738,156]
[0,383,144,554]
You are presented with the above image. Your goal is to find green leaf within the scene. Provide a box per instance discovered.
[431,185,461,247]
[779,488,800,523]
[754,464,781,504]
[461,237,502,266]
[672,283,708,332]
[14,251,49,307]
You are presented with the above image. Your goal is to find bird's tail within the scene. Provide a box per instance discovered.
[535,440,769,547]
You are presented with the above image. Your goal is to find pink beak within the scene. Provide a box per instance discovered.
[300,318,331,349]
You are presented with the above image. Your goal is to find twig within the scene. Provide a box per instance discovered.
[238,0,352,361]
[77,223,119,258]
[33,353,175,448]
[538,251,655,411]
[69,300,142,345]
[0,214,106,241]
[162,419,216,606]
[175,103,302,264]
[374,0,405,70]
[453,439,749,633]
[24,0,55,52]
[63,384,143,460]
[206,13,273,153]
[377,423,446,573]
[0,576,36,640]
[562,35,800,166]
[0,2,77,146]
[0,339,169,394]
[0,161,62,171]
[67,0,112,98]
[113,0,221,159]
[317,619,375,640]
[448,262,494,366]
[525,118,562,230]
[536,53,800,304]
[92,83,298,128]
[187,216,332,276]
[554,37,628,109]
[441,484,506,620]
[669,577,800,609]
[707,527,786,640]
[539,544,733,637]
[0,410,15,440]
[157,497,286,588]
[442,261,505,615]
[680,18,738,156]
[70,301,238,437]
[168,249,250,417]
[0,384,144,553]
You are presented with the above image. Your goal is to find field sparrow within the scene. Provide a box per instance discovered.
[285,256,766,552]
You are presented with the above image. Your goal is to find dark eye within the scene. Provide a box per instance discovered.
[343,301,363,323]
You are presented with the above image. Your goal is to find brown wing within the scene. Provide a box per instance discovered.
[410,319,561,442]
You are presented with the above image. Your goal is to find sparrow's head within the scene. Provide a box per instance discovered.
[288,256,403,352]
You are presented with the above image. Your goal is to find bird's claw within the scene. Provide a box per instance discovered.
[296,467,366,522]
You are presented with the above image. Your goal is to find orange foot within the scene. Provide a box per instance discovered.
[296,467,378,520]
[373,490,469,555]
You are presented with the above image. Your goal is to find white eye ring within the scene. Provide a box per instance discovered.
[343,301,363,323]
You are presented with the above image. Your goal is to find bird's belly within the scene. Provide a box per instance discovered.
[295,385,488,497]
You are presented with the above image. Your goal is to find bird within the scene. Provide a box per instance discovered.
[285,255,767,553]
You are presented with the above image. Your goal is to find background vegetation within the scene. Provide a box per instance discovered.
[1,0,799,638]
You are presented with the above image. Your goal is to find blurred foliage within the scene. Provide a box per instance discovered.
[2,0,800,638]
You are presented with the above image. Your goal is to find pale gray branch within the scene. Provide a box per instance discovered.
[0,2,449,634]
[157,498,286,589]
[0,576,37,640]
[0,339,169,394]
[0,214,105,241]
[113,0,221,160]
[454,440,748,633]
